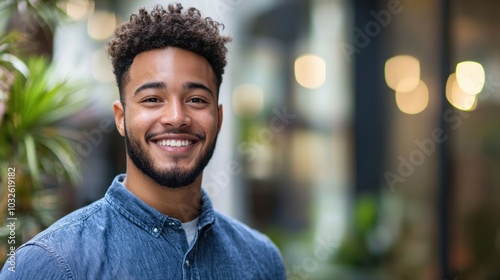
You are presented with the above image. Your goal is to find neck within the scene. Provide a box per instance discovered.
[123,160,202,222]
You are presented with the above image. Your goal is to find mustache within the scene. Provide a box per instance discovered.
[145,128,205,142]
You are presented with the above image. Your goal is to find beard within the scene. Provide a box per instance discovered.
[124,122,218,189]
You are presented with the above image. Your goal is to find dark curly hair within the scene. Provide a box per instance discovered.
[107,3,232,104]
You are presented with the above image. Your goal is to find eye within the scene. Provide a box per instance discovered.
[142,97,161,103]
[189,97,207,104]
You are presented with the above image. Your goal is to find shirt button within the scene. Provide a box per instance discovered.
[185,260,190,267]
[153,227,159,233]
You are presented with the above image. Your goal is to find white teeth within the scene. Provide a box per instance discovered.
[157,140,192,147]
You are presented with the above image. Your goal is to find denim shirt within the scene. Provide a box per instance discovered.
[0,175,286,279]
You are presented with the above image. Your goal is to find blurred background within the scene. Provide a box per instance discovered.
[1,0,500,279]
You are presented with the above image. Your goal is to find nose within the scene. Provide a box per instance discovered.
[160,98,191,128]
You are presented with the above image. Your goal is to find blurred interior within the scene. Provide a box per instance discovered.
[1,0,500,279]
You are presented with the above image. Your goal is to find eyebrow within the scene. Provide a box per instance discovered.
[184,82,214,96]
[133,81,214,96]
[134,82,166,96]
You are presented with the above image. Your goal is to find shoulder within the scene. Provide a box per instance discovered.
[1,237,71,279]
[212,210,286,277]
[27,199,104,245]
[213,210,274,246]
[1,200,106,278]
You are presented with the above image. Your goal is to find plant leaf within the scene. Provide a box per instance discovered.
[23,133,40,186]
[0,53,29,77]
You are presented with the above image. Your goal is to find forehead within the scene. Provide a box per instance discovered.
[124,47,217,95]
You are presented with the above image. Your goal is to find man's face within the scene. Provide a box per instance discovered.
[113,47,222,188]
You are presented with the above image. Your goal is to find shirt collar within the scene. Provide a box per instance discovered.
[105,174,215,237]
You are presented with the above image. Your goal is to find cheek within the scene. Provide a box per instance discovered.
[125,109,155,134]
[206,119,220,139]
[195,113,218,133]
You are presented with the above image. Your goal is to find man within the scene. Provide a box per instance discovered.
[0,3,286,279]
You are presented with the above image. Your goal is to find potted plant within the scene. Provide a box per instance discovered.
[0,56,88,259]
[0,0,90,263]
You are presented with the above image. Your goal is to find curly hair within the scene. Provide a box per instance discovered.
[107,3,232,104]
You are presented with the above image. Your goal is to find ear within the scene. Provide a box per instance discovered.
[217,104,223,133]
[113,101,125,137]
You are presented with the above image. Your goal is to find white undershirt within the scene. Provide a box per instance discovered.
[181,217,199,246]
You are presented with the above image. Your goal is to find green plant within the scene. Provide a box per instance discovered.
[0,32,28,74]
[334,193,380,267]
[0,31,28,124]
[0,0,68,30]
[0,56,87,247]
[0,0,91,264]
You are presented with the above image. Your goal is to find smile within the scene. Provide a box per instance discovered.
[156,139,194,147]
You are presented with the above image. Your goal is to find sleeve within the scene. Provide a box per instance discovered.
[0,244,68,280]
[269,241,287,280]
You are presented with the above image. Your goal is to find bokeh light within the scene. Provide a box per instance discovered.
[63,0,94,20]
[395,80,429,114]
[385,55,420,92]
[294,54,326,89]
[446,73,477,111]
[87,10,117,40]
[456,61,485,95]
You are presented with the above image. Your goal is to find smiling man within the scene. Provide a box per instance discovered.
[0,3,286,279]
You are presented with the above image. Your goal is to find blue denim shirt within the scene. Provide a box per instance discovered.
[0,175,286,279]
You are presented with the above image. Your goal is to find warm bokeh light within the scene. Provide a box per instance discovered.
[87,10,116,40]
[456,61,485,95]
[395,80,429,114]
[385,55,420,92]
[446,73,477,111]
[64,0,94,20]
[294,54,326,89]
[232,84,264,118]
